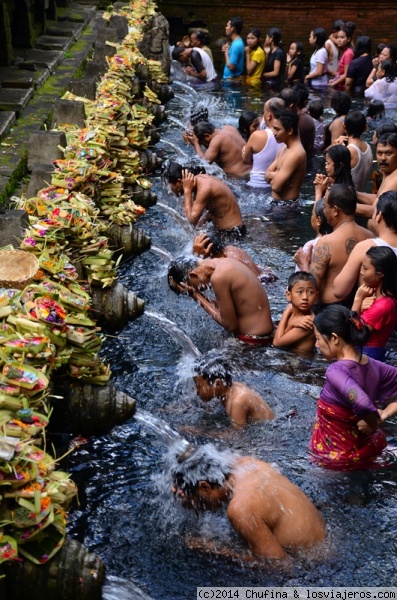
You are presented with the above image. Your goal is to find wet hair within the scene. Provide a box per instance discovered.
[267,27,282,47]
[265,96,285,116]
[366,100,386,121]
[327,183,357,215]
[198,232,225,256]
[331,19,345,32]
[374,121,397,140]
[193,30,211,47]
[314,305,370,348]
[330,91,352,116]
[344,109,367,137]
[273,108,299,136]
[325,145,354,187]
[292,83,310,109]
[365,246,397,298]
[354,36,371,58]
[238,110,258,140]
[312,27,327,49]
[163,161,206,184]
[379,59,396,82]
[171,443,234,494]
[229,16,243,35]
[194,354,233,387]
[279,88,298,108]
[172,46,187,61]
[377,132,397,149]
[314,198,333,235]
[376,190,397,232]
[193,121,215,142]
[190,106,209,126]
[167,256,198,291]
[308,100,324,121]
[287,271,318,291]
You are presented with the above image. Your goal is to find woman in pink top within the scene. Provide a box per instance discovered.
[329,25,355,90]
[351,246,397,361]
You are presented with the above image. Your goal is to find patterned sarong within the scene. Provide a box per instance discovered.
[309,398,387,471]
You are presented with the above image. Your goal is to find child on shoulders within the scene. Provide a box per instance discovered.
[273,272,318,356]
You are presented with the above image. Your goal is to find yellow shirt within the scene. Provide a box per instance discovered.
[246,46,266,85]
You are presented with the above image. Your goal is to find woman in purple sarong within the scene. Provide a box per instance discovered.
[310,305,397,470]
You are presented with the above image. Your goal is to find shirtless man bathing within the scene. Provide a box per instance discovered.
[183,121,249,178]
[168,256,273,345]
[165,161,246,239]
[171,444,326,559]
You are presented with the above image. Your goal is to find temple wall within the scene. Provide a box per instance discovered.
[158,0,397,70]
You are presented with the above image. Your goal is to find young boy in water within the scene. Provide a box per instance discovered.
[273,272,318,356]
[193,355,274,426]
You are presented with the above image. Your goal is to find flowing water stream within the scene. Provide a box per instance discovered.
[66,78,397,599]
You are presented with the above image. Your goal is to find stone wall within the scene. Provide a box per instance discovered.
[158,0,397,70]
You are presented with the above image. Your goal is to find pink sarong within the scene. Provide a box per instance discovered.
[309,398,387,471]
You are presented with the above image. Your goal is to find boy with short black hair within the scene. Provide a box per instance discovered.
[273,272,318,355]
[193,355,274,426]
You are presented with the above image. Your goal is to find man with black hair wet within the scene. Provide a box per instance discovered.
[171,45,217,83]
[193,354,274,426]
[164,161,246,238]
[182,121,249,178]
[167,255,273,344]
[171,443,326,559]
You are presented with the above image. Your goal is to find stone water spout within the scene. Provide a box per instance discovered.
[90,282,145,330]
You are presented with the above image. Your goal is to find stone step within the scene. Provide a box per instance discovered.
[0,69,35,89]
[13,49,64,74]
[58,4,97,25]
[35,35,75,52]
[45,21,85,40]
[0,112,16,139]
[0,89,34,115]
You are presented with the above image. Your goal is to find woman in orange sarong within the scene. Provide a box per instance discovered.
[310,305,397,470]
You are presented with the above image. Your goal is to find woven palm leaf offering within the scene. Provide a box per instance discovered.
[0,250,39,291]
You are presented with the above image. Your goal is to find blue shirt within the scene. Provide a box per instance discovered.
[223,37,245,79]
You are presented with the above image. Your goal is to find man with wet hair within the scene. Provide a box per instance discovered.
[264,108,307,201]
[192,232,278,283]
[356,133,397,218]
[164,161,245,236]
[334,190,397,301]
[171,443,326,559]
[193,354,274,425]
[182,121,249,178]
[171,45,217,83]
[167,255,273,344]
[295,183,374,306]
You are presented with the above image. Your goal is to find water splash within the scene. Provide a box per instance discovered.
[145,309,201,358]
[157,202,194,235]
[102,575,156,600]
[135,409,190,450]
[158,138,188,157]
[172,80,200,98]
[168,115,189,130]
[150,245,173,261]
[174,93,193,106]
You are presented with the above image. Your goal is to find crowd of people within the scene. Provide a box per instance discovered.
[165,16,397,562]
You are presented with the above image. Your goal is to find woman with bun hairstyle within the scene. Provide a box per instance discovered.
[310,304,397,470]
